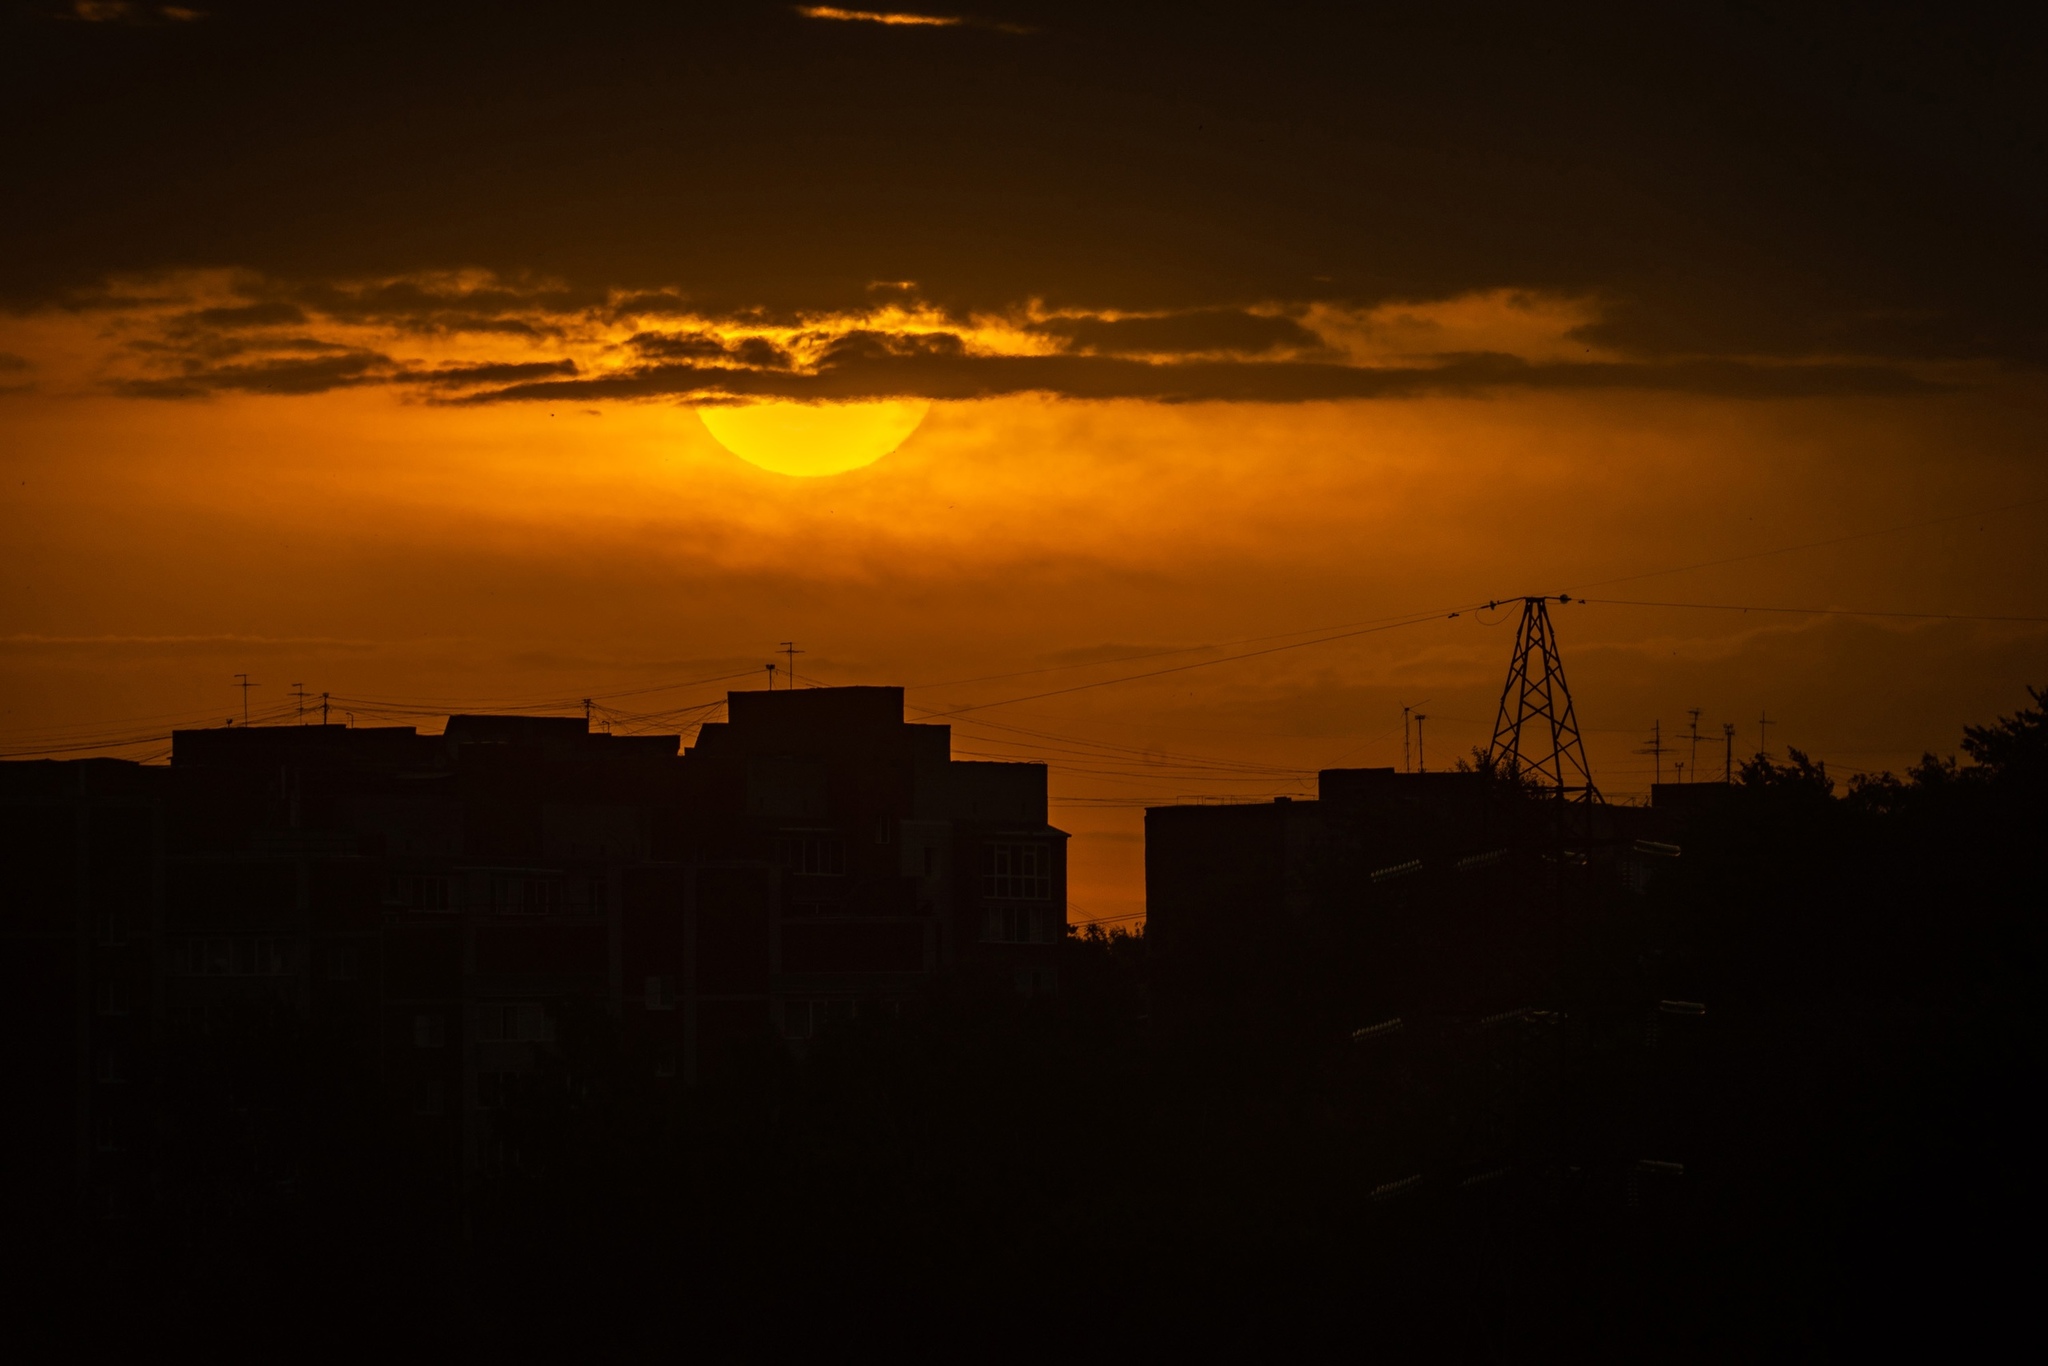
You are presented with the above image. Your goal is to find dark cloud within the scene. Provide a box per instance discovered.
[180,300,308,329]
[62,2,205,24]
[114,350,390,398]
[1030,309,1324,356]
[398,359,579,387]
[0,352,29,372]
[449,348,1937,407]
[284,279,601,336]
[5,4,2042,369]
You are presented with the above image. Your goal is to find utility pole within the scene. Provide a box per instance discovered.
[780,641,804,689]
[234,674,257,726]
[1484,596,1600,803]
[292,682,308,723]
[1638,720,1667,787]
[1723,722,1735,782]
[1414,713,1427,773]
[1686,708,1703,782]
[1402,705,1411,774]
[1758,710,1773,761]
[765,662,777,690]
[321,692,330,726]
[583,698,593,724]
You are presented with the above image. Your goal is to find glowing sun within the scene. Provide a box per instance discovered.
[697,399,932,477]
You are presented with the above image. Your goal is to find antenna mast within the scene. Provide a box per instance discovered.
[1638,720,1667,787]
[1485,596,1600,802]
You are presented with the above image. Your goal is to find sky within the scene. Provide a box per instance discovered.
[5,1,2047,922]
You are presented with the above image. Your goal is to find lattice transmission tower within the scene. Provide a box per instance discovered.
[1486,595,1601,803]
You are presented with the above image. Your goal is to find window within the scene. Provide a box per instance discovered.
[389,874,454,911]
[251,938,284,975]
[983,905,1057,944]
[981,843,1051,901]
[413,1013,446,1049]
[781,998,859,1040]
[775,836,846,877]
[477,1003,555,1041]
[478,1071,524,1110]
[1013,968,1058,998]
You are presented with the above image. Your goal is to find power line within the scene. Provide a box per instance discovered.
[1564,492,2048,594]
[1583,598,2048,624]
[921,603,1485,718]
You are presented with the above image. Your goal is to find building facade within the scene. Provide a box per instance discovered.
[1,684,1064,1230]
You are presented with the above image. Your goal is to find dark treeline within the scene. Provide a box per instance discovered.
[40,691,2046,1355]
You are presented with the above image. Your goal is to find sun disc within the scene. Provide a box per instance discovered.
[697,399,931,477]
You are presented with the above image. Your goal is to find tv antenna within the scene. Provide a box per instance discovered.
[1401,701,1430,774]
[234,674,257,726]
[1485,596,1600,802]
[1638,720,1667,787]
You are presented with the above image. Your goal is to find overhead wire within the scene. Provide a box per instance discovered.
[1582,597,2048,625]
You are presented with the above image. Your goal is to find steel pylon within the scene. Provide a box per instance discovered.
[1486,596,1601,802]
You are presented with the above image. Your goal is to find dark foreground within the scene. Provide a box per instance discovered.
[19,693,2045,1357]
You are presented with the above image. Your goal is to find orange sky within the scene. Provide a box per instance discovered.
[5,4,2046,923]
[6,300,2045,921]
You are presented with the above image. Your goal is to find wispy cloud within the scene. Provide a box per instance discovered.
[794,6,1030,34]
[66,2,205,22]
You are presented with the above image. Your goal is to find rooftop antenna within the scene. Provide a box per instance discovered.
[292,682,308,724]
[1485,596,1600,802]
[1414,713,1428,773]
[234,674,257,726]
[1685,707,1703,783]
[1638,720,1667,787]
[1723,722,1735,782]
[780,641,805,689]
[1401,700,1430,774]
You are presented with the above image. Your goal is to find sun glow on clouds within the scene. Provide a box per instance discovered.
[797,7,963,27]
[795,6,1032,32]
[5,269,1641,413]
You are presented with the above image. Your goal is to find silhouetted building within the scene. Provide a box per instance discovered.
[1,759,169,1234]
[1146,768,1668,1034]
[3,685,1063,1228]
